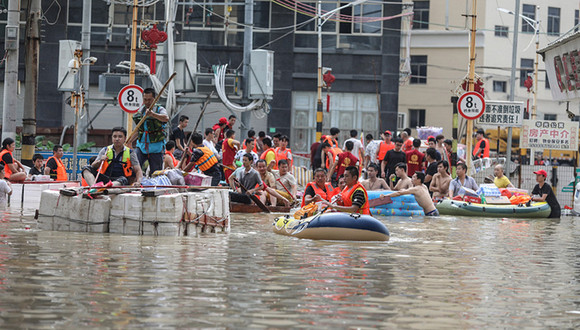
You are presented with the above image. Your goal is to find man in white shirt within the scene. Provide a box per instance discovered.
[203,128,220,160]
[234,138,259,165]
[364,133,382,169]
[343,129,364,164]
[271,159,297,204]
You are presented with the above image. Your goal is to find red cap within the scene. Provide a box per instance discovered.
[533,169,548,177]
[384,130,391,136]
[427,135,435,140]
[321,135,327,140]
[219,117,228,124]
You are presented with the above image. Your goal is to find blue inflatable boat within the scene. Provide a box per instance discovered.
[367,190,425,216]
[273,212,390,241]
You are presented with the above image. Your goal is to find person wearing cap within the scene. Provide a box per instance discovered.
[473,129,490,159]
[531,169,561,218]
[376,130,395,176]
[213,117,229,146]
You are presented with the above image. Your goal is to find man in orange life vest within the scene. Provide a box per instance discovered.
[163,140,179,169]
[274,135,293,170]
[302,168,335,207]
[44,145,68,181]
[82,127,143,187]
[320,166,370,214]
[473,128,490,159]
[260,138,277,170]
[327,140,359,185]
[376,130,394,176]
[181,133,222,186]
[323,127,340,148]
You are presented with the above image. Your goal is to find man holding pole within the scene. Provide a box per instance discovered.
[133,87,169,174]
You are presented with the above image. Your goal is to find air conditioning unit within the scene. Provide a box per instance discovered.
[195,72,240,97]
[98,73,153,97]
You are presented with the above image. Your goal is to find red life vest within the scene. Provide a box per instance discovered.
[213,123,225,141]
[472,138,490,158]
[222,138,237,166]
[325,147,342,169]
[0,149,14,178]
[165,150,178,167]
[47,156,68,181]
[301,181,334,207]
[402,139,413,152]
[377,141,395,162]
[340,182,370,215]
[274,147,293,170]
[335,151,359,177]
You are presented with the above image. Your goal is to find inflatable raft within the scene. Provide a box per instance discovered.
[273,212,390,241]
[436,199,551,218]
[367,190,425,217]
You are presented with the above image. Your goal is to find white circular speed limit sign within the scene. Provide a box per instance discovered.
[118,84,144,114]
[458,91,485,120]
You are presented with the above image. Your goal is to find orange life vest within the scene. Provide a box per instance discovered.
[47,156,68,181]
[193,146,218,172]
[242,139,258,153]
[377,141,395,162]
[472,138,490,158]
[325,147,342,169]
[301,181,335,207]
[323,136,338,148]
[260,148,276,160]
[100,145,134,178]
[0,149,14,178]
[274,147,293,170]
[340,182,370,215]
[165,150,178,167]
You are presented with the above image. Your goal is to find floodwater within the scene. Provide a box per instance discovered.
[1,204,580,328]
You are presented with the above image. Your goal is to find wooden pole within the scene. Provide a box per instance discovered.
[465,0,477,175]
[127,0,139,133]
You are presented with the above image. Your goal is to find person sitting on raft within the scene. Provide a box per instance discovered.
[448,163,479,198]
[429,160,451,199]
[228,153,263,205]
[493,164,514,189]
[82,127,143,187]
[163,140,179,169]
[44,144,68,181]
[320,166,370,215]
[302,168,335,207]
[380,172,439,216]
[530,169,561,218]
[180,133,221,186]
[255,159,290,207]
[0,138,27,182]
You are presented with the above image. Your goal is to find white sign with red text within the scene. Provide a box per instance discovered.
[542,33,580,101]
[521,119,579,150]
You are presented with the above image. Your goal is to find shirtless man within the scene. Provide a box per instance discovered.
[361,163,390,191]
[429,160,451,199]
[379,172,439,216]
[255,159,290,207]
[390,163,413,191]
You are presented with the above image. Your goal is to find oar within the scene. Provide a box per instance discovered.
[125,72,177,147]
[290,205,330,235]
[232,177,270,213]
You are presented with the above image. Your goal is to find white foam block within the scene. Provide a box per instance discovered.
[38,190,61,217]
[156,194,184,223]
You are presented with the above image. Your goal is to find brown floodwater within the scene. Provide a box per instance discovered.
[1,203,580,328]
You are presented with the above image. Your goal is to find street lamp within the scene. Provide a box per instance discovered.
[498,6,540,119]
[69,49,97,180]
[316,0,368,142]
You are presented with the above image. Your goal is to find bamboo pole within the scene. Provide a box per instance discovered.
[127,0,139,133]
[466,0,477,175]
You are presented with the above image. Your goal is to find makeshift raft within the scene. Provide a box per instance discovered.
[36,187,230,236]
[436,199,551,218]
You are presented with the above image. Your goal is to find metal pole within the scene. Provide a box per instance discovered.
[22,0,40,167]
[127,0,138,132]
[316,0,323,142]
[241,0,253,139]
[2,0,20,142]
[466,0,477,174]
[72,50,82,180]
[507,0,521,175]
[451,96,458,178]
[533,10,539,119]
[80,0,92,145]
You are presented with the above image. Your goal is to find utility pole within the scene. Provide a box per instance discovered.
[22,0,40,167]
[241,0,253,139]
[127,0,139,132]
[465,0,477,173]
[507,0,521,171]
[2,0,20,143]
[79,0,92,145]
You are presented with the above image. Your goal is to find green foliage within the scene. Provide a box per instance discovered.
[62,143,71,152]
[77,141,95,152]
[34,136,92,152]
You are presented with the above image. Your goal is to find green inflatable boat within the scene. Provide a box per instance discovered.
[436,199,551,218]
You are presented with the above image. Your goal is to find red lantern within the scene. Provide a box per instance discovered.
[323,70,335,88]
[141,24,168,74]
[524,76,533,92]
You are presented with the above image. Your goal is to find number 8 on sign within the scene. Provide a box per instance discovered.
[458,91,485,120]
[118,84,144,114]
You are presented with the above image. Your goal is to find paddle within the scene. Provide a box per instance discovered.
[125,72,177,147]
[188,91,214,144]
[368,194,394,208]
[232,177,270,213]
[289,205,330,235]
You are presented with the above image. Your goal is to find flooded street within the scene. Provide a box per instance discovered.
[1,205,580,328]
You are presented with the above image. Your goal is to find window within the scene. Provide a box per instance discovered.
[495,25,508,37]
[397,113,407,130]
[409,109,425,128]
[410,55,427,84]
[520,58,534,87]
[544,114,557,121]
[548,7,560,36]
[522,4,536,33]
[413,1,429,30]
[545,72,551,89]
[493,81,507,92]
[575,10,579,32]
[572,116,580,122]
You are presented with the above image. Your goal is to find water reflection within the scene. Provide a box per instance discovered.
[0,208,580,327]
